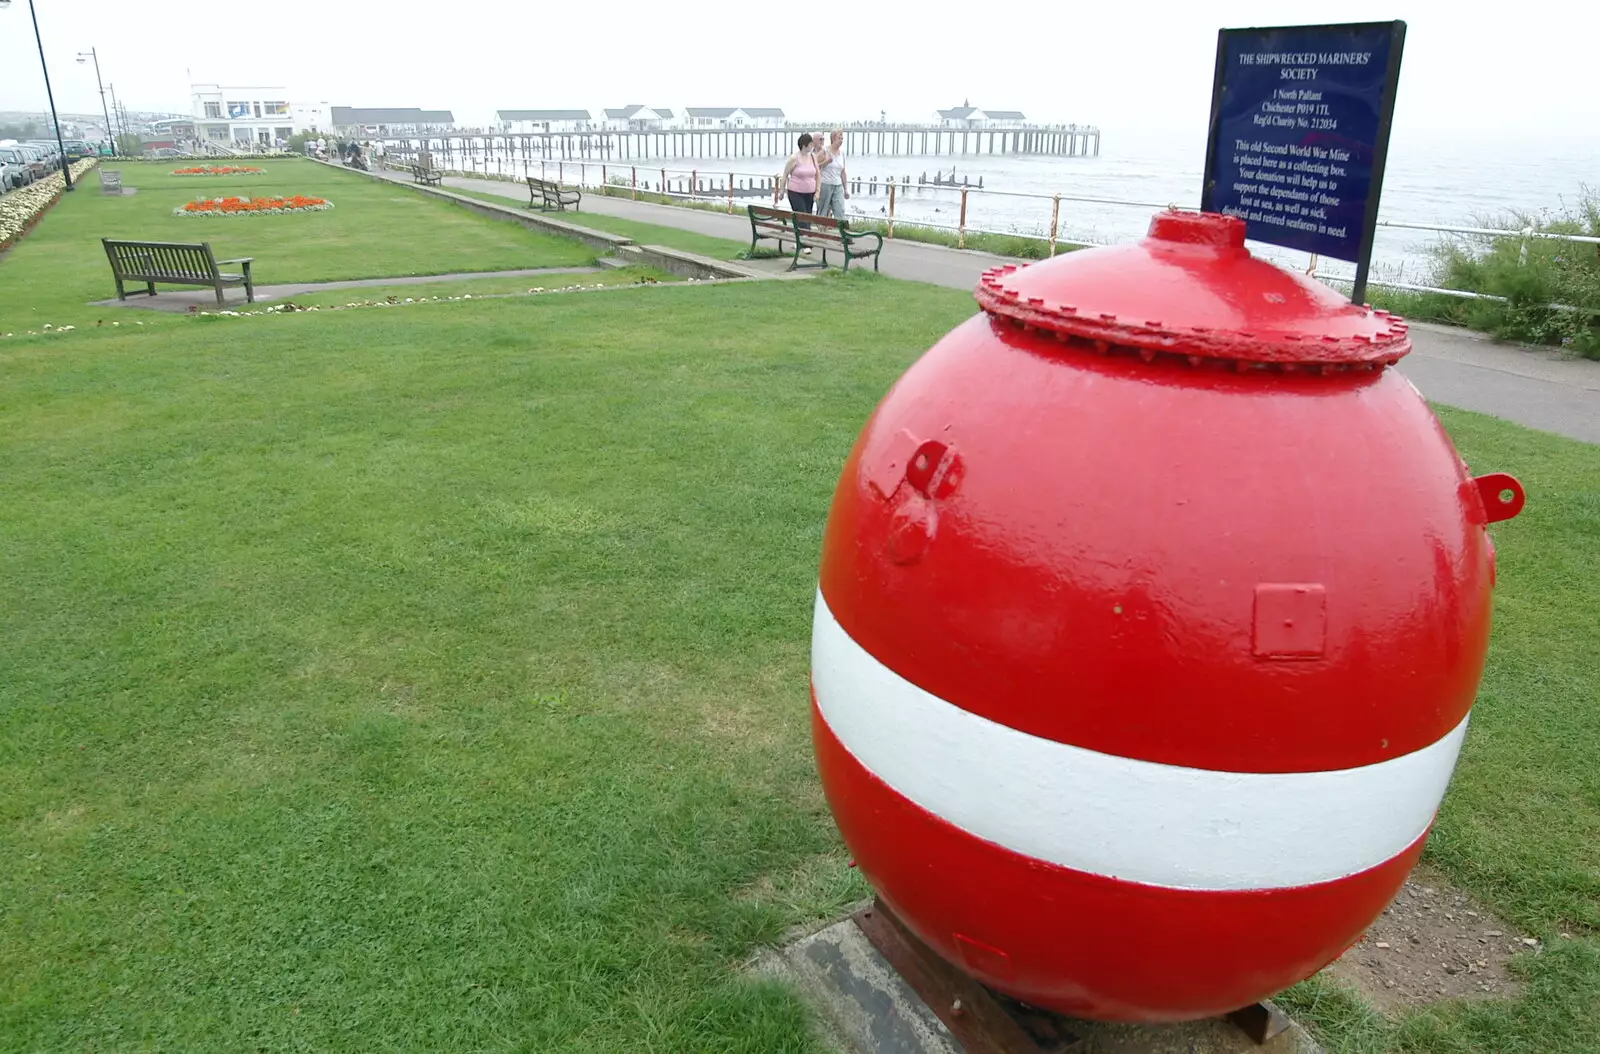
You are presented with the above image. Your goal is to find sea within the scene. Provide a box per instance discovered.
[432,129,1599,283]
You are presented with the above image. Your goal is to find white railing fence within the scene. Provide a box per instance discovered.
[384,144,1600,309]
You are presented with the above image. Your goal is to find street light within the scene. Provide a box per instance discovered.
[0,0,74,190]
[77,48,116,157]
[107,83,126,153]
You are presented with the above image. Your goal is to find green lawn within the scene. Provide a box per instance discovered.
[0,159,596,334]
[1280,402,1600,1051]
[438,182,750,261]
[0,228,1596,1049]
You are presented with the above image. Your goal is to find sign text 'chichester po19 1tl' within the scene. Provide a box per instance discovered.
[809,210,1525,1023]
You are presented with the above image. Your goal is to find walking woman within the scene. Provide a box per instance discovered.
[776,133,819,222]
[815,129,848,220]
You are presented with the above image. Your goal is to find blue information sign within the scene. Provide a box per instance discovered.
[1202,21,1405,290]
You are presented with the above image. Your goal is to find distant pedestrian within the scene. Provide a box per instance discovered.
[816,129,848,221]
[776,133,819,226]
[371,139,385,169]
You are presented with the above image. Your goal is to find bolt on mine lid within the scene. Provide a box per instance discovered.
[975,210,1410,369]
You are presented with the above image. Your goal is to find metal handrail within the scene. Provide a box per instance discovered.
[1372,219,1600,246]
[444,154,1600,248]
[401,149,1599,307]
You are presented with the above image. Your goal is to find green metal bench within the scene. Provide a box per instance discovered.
[746,204,883,272]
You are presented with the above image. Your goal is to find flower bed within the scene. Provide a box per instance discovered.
[171,165,265,176]
[0,158,99,253]
[175,195,333,217]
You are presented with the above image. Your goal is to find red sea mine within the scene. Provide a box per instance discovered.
[810,210,1525,1022]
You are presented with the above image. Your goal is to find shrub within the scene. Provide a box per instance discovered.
[1380,191,1600,358]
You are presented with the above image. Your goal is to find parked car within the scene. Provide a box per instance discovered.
[62,140,94,161]
[0,146,35,188]
[0,158,21,192]
[25,142,62,171]
[15,145,48,181]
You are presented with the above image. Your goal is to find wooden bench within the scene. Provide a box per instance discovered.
[527,176,581,212]
[413,151,442,186]
[99,169,123,195]
[746,205,884,272]
[102,239,255,305]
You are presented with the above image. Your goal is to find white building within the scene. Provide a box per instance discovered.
[935,105,1028,129]
[192,85,303,147]
[295,102,331,135]
[979,110,1028,129]
[602,105,674,131]
[683,107,785,129]
[498,110,592,133]
[740,107,786,128]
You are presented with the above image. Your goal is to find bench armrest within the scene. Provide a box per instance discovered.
[217,257,254,265]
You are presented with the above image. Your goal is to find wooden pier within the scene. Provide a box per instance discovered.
[378,124,1100,164]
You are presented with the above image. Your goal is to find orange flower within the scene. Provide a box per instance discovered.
[176,194,331,216]
[171,166,266,176]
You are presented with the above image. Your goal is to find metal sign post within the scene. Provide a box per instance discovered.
[1201,21,1406,304]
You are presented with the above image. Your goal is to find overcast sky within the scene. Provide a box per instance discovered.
[4,0,1598,146]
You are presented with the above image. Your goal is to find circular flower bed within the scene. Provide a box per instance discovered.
[172,166,265,176]
[175,195,333,217]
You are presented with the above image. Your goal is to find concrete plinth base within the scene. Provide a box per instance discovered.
[757,909,1324,1054]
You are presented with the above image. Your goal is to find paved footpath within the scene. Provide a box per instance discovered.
[400,169,1600,444]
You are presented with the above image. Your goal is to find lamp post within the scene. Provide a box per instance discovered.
[108,83,125,153]
[76,48,116,158]
[0,0,74,190]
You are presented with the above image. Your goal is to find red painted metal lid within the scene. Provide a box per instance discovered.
[975,210,1410,368]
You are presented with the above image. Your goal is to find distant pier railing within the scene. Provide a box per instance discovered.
[372,123,1100,163]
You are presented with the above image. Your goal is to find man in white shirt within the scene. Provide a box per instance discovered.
[816,129,849,221]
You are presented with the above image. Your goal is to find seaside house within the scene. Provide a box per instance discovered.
[980,110,1028,129]
[936,105,1028,129]
[498,110,593,133]
[684,107,786,129]
[685,108,738,129]
[603,106,674,131]
[328,106,455,137]
[739,108,786,128]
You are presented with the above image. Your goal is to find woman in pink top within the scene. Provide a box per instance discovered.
[776,133,820,225]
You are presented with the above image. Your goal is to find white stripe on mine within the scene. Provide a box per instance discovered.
[811,589,1466,892]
